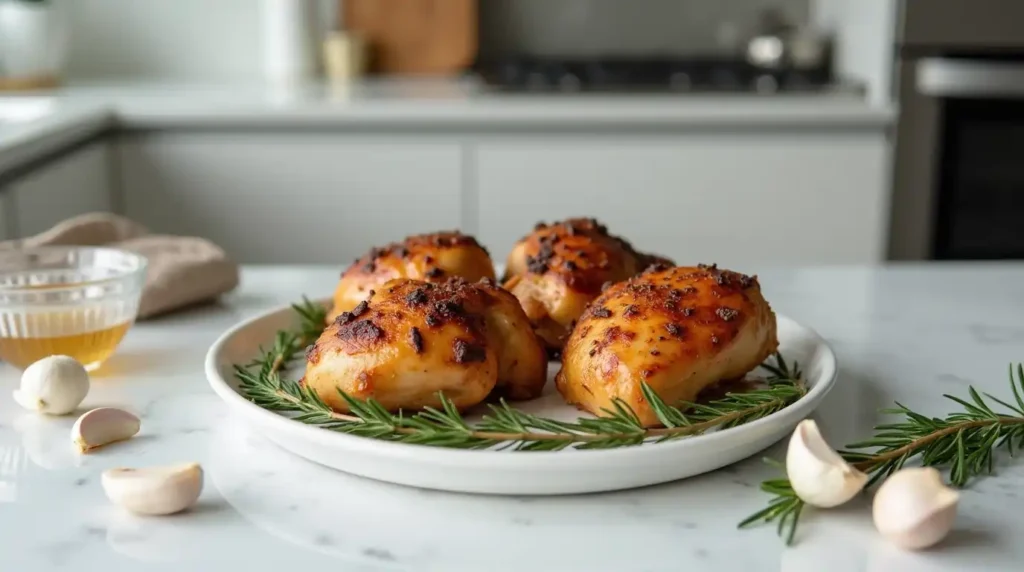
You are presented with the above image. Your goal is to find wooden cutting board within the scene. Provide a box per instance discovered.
[341,0,477,75]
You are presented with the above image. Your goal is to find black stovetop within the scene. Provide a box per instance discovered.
[474,56,835,94]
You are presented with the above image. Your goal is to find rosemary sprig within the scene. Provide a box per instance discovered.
[235,298,809,450]
[737,459,804,546]
[740,364,1024,545]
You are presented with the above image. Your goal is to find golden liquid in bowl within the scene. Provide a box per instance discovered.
[0,313,132,370]
[0,253,144,370]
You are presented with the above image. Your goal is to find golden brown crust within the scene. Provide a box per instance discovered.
[503,218,672,352]
[306,277,547,413]
[555,264,778,427]
[329,231,496,322]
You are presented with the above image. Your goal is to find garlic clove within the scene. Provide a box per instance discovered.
[101,462,204,516]
[785,419,868,508]
[873,467,960,550]
[14,355,90,415]
[12,389,43,411]
[71,408,141,453]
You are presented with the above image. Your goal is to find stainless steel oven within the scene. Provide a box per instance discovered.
[889,0,1024,260]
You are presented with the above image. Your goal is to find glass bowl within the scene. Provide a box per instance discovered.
[0,246,147,371]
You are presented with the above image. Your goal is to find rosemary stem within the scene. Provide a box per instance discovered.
[270,352,288,374]
[850,416,1024,472]
[268,382,804,442]
[245,299,807,452]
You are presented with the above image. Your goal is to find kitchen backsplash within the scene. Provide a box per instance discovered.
[61,0,812,81]
[479,0,811,58]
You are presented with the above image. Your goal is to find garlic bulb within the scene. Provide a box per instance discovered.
[102,462,204,516]
[785,419,868,507]
[72,408,141,453]
[12,355,90,415]
[873,467,959,550]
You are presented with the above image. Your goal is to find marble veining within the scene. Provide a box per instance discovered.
[2,264,1024,571]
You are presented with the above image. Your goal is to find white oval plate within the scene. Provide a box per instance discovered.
[205,299,837,495]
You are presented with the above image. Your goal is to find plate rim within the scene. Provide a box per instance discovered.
[205,297,838,468]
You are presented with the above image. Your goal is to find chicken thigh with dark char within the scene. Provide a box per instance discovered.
[556,264,778,427]
[329,231,495,323]
[502,218,672,355]
[306,277,547,413]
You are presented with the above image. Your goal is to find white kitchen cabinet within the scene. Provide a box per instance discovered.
[10,142,114,238]
[119,134,463,264]
[475,134,890,266]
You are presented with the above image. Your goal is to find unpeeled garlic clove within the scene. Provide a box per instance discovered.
[873,467,959,550]
[13,355,90,415]
[71,408,141,453]
[101,462,204,516]
[785,419,868,507]
[12,389,45,411]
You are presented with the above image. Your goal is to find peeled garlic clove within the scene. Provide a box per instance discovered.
[785,419,868,508]
[873,467,959,550]
[102,462,204,516]
[72,408,141,453]
[13,355,90,415]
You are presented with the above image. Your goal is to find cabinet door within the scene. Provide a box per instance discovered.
[476,134,889,266]
[120,134,463,264]
[11,142,113,238]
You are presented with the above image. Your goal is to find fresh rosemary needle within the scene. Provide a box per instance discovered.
[739,364,1024,546]
[235,298,808,451]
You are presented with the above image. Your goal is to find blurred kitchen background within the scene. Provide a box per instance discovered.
[0,0,1013,267]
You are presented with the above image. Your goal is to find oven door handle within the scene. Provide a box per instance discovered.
[917,57,1024,97]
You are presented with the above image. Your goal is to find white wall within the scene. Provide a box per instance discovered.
[63,0,336,82]
[64,0,262,81]
[811,0,898,105]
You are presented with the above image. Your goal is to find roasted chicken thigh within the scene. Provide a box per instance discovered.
[503,218,672,354]
[556,264,778,427]
[305,277,547,413]
[329,231,495,322]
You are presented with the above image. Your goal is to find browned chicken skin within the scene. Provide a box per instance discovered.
[306,277,547,413]
[555,264,778,427]
[329,231,495,322]
[503,218,672,354]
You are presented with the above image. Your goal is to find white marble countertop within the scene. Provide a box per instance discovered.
[55,78,894,129]
[4,263,1018,572]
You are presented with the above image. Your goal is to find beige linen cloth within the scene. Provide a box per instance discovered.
[0,212,240,319]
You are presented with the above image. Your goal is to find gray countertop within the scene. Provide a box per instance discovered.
[0,78,895,177]
[61,78,894,129]
[0,102,111,175]
[1,264,1022,571]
